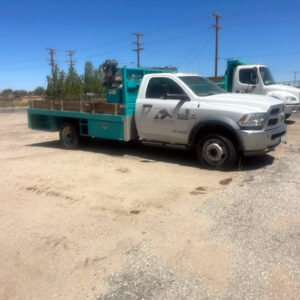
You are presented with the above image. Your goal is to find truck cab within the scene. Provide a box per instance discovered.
[227,61,300,118]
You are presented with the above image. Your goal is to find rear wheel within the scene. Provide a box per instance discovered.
[59,122,79,149]
[197,134,237,169]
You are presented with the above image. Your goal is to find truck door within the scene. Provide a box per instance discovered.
[234,67,261,94]
[135,77,191,144]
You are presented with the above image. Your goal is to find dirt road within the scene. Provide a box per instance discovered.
[0,110,299,299]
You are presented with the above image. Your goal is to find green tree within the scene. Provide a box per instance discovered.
[64,65,83,100]
[1,89,13,96]
[46,64,60,99]
[13,90,28,98]
[32,86,45,96]
[83,61,104,95]
[57,71,66,99]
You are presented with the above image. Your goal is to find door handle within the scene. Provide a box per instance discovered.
[143,104,153,108]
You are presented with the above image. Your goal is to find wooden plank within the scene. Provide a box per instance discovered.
[94,103,121,115]
[61,101,81,112]
[31,100,51,109]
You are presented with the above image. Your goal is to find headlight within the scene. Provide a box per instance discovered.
[238,113,266,130]
[285,96,297,102]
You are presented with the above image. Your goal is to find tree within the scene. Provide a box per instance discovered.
[83,61,105,95]
[13,90,28,98]
[46,64,60,99]
[1,89,13,96]
[57,71,66,99]
[33,86,45,96]
[64,65,83,100]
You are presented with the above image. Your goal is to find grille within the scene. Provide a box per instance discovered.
[268,119,278,126]
[265,104,285,130]
[270,108,279,115]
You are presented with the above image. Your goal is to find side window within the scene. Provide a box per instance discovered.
[146,77,185,99]
[239,69,257,85]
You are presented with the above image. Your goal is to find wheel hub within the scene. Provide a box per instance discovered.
[206,143,224,161]
[62,127,74,145]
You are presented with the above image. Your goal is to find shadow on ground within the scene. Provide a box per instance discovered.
[285,119,296,125]
[28,138,275,172]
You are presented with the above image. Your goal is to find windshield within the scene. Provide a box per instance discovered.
[179,76,225,96]
[259,67,275,85]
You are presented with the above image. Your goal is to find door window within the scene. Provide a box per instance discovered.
[146,77,185,99]
[239,69,257,85]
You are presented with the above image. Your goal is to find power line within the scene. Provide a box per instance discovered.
[132,33,144,68]
[212,13,222,77]
[65,50,76,68]
[225,51,300,60]
[182,32,214,72]
[293,71,299,86]
[46,47,57,74]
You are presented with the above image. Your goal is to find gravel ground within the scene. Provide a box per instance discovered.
[0,111,299,300]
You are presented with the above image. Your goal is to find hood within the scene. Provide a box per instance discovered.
[200,93,284,113]
[267,84,299,94]
[265,84,300,103]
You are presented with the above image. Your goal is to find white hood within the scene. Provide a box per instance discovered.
[265,84,300,104]
[201,93,284,114]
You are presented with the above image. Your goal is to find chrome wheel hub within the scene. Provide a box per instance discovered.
[203,139,228,164]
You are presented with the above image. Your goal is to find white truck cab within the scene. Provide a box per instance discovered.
[135,73,286,168]
[232,64,300,118]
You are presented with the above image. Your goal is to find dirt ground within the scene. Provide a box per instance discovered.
[0,109,299,299]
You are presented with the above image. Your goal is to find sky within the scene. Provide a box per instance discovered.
[1,0,300,90]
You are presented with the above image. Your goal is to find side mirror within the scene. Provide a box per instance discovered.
[166,93,190,101]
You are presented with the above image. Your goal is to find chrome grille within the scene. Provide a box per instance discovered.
[265,104,285,130]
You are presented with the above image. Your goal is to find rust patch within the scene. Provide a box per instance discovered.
[196,187,206,191]
[190,186,207,195]
[116,168,129,173]
[219,178,232,185]
[130,210,141,215]
[190,191,205,195]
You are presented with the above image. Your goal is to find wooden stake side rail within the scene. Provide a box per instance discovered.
[29,100,122,115]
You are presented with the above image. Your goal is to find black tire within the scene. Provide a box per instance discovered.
[59,122,80,149]
[285,114,291,120]
[196,134,237,169]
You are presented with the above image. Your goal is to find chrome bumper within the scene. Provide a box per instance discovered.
[285,103,300,114]
[240,124,286,156]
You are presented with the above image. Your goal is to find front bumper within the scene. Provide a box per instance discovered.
[240,124,286,157]
[285,103,300,114]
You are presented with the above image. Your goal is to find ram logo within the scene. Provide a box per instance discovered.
[154,109,172,120]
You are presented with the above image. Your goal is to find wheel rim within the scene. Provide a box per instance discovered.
[202,139,228,166]
[62,126,75,146]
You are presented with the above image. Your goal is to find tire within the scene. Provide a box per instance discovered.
[196,134,237,169]
[59,122,80,149]
[285,114,291,120]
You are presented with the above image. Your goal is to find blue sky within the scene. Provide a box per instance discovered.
[1,0,300,90]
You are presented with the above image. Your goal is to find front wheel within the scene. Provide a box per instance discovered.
[197,134,237,169]
[59,122,80,149]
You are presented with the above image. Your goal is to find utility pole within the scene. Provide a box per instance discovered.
[46,47,56,75]
[293,71,299,87]
[132,33,144,68]
[65,50,77,68]
[212,13,222,78]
